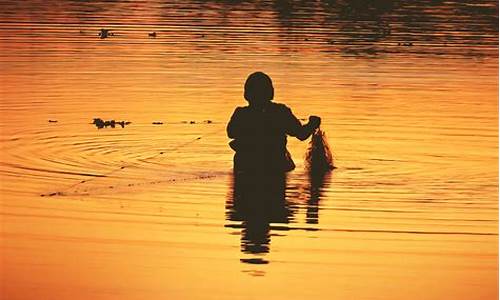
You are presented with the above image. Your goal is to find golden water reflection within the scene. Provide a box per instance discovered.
[0,0,498,299]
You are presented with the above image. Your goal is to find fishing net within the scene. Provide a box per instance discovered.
[305,128,335,173]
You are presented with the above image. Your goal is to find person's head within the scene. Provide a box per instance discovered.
[244,72,274,105]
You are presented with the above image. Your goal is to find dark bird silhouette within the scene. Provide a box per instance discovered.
[99,29,110,39]
[93,118,105,128]
[92,118,129,129]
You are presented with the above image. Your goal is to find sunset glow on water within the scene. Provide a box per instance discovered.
[0,1,498,299]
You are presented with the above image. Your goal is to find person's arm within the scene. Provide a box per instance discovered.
[227,107,244,139]
[284,107,321,141]
[295,116,321,141]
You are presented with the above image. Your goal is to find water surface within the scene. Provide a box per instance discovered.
[0,1,498,299]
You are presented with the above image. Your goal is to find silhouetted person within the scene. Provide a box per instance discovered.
[227,71,321,173]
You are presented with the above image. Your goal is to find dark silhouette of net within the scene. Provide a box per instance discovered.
[305,128,335,173]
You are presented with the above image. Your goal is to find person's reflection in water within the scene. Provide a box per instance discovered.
[225,167,332,265]
[226,171,289,264]
[305,169,332,225]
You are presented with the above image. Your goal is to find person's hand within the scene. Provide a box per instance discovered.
[309,115,321,129]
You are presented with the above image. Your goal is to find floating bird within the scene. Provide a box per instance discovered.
[93,118,105,128]
[48,120,58,123]
[99,29,114,39]
[92,118,129,129]
[148,32,157,38]
[104,120,116,128]
[99,29,109,39]
[152,121,163,125]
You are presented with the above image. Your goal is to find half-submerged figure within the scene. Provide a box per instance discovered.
[227,71,321,173]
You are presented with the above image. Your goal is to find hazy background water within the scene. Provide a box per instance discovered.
[0,1,498,299]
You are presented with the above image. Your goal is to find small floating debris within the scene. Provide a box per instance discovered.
[152,121,163,125]
[40,191,64,197]
[203,120,212,124]
[99,28,114,39]
[48,120,58,123]
[398,42,413,46]
[240,258,269,265]
[93,118,130,129]
[189,121,196,124]
[148,32,157,38]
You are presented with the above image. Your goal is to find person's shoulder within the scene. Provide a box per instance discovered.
[269,102,293,115]
[269,102,291,112]
[231,106,250,119]
[233,105,249,113]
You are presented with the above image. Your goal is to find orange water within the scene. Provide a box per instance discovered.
[0,1,498,299]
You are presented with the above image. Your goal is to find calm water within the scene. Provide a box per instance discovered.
[0,1,498,299]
